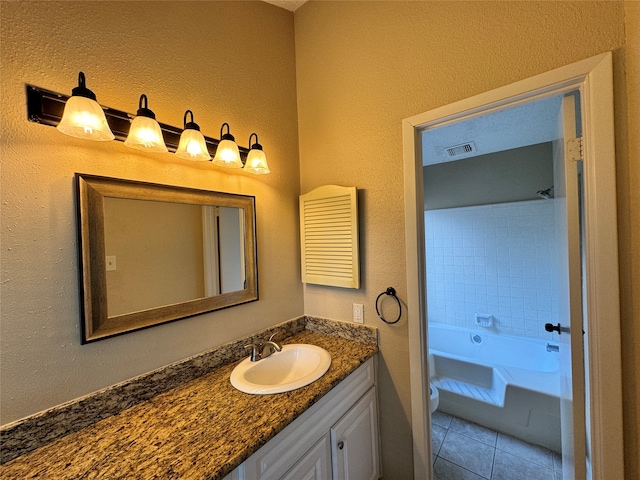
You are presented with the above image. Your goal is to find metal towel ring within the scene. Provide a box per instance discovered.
[375,287,401,324]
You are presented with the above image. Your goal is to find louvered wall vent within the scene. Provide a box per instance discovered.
[300,185,359,289]
[445,141,476,157]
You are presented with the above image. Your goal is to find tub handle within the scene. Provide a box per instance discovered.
[545,323,561,333]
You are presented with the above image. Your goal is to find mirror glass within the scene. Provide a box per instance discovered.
[76,174,258,342]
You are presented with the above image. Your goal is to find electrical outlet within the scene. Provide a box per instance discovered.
[353,303,364,324]
[106,255,117,271]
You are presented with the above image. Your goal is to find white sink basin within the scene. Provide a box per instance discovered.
[230,344,332,394]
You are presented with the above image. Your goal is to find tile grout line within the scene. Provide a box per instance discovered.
[489,437,496,480]
[433,411,559,480]
[436,417,495,479]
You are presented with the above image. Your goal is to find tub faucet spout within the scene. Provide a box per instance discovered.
[546,343,559,353]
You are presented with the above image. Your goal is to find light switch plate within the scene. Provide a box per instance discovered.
[106,255,116,271]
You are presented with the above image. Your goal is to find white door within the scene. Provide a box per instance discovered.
[553,93,587,479]
[202,205,221,296]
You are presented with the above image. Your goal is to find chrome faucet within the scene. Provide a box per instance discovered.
[262,334,282,358]
[245,343,262,362]
[244,334,282,362]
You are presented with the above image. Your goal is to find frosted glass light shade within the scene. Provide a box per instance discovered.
[175,128,211,161]
[244,148,270,175]
[212,139,242,168]
[124,115,167,152]
[56,95,114,141]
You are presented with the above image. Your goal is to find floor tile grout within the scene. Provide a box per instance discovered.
[432,411,561,480]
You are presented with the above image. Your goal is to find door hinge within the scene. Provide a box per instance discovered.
[567,137,583,161]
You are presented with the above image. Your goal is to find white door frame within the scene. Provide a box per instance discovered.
[402,52,623,479]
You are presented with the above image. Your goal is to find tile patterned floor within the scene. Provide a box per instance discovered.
[431,411,563,480]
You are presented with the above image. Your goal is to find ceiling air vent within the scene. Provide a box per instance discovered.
[445,141,476,158]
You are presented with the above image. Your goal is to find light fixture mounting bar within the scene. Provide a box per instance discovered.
[25,85,250,160]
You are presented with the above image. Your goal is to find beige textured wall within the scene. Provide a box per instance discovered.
[1,1,637,477]
[622,2,640,478]
[104,199,205,316]
[0,1,302,425]
[294,2,627,478]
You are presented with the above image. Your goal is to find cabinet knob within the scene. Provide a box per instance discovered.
[338,441,344,450]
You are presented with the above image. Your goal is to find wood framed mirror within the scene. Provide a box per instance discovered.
[76,174,258,343]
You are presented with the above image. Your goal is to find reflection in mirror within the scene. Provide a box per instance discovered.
[213,206,246,295]
[76,174,258,343]
[103,200,246,316]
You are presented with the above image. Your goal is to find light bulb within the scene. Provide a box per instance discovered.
[56,72,114,141]
[175,110,211,161]
[244,133,270,174]
[212,123,242,168]
[124,94,167,153]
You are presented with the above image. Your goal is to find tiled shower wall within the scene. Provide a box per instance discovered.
[425,199,559,340]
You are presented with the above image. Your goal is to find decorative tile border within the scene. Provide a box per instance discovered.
[0,316,376,464]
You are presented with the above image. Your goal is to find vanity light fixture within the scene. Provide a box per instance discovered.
[175,110,211,161]
[244,133,270,175]
[124,94,168,152]
[25,72,271,174]
[212,123,243,168]
[56,72,114,141]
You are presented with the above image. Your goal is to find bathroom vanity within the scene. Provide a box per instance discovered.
[0,321,379,479]
[226,356,379,479]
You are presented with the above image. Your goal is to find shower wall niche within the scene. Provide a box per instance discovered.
[425,200,559,340]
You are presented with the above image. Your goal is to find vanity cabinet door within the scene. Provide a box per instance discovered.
[230,359,378,480]
[222,467,242,480]
[331,387,380,480]
[279,433,332,480]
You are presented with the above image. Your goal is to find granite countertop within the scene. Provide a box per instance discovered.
[0,329,377,479]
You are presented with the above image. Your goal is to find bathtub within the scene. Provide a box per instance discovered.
[428,323,562,451]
